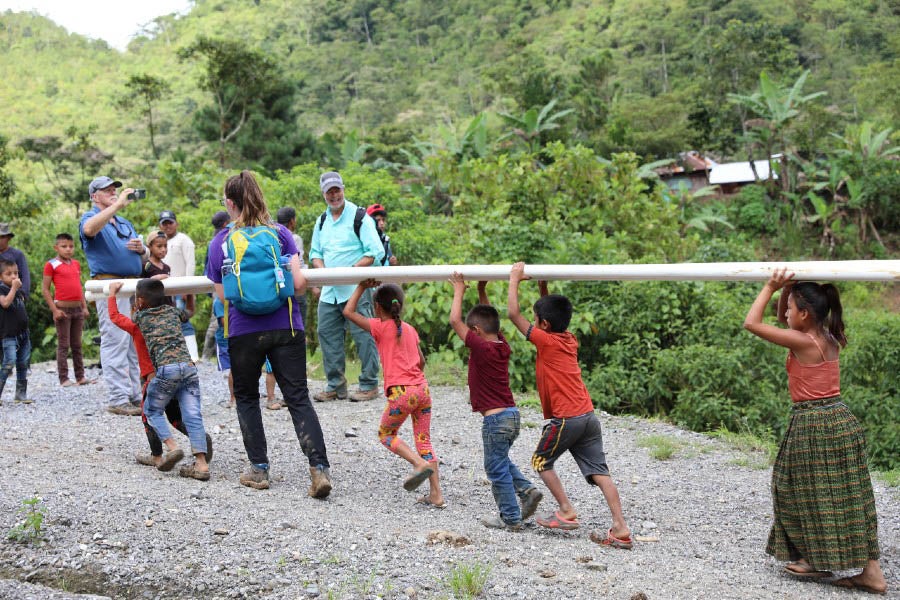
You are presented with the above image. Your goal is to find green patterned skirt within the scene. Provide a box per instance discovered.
[766,397,880,570]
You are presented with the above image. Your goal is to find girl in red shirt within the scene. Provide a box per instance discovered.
[744,268,885,594]
[344,280,444,508]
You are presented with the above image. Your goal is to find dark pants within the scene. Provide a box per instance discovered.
[229,329,329,468]
[55,306,85,383]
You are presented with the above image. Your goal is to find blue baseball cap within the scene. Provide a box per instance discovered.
[88,176,122,195]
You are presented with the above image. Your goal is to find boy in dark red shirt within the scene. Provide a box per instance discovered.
[41,233,91,386]
[450,273,543,530]
[508,262,632,549]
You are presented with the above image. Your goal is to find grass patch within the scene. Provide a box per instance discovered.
[521,420,539,429]
[728,456,772,470]
[425,348,468,386]
[516,394,541,411]
[708,427,777,465]
[446,561,492,599]
[637,435,680,460]
[875,469,900,487]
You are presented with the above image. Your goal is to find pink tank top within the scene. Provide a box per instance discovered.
[785,334,841,402]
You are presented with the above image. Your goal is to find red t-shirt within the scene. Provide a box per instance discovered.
[368,318,427,392]
[527,327,594,419]
[108,297,154,379]
[465,330,516,414]
[43,258,83,302]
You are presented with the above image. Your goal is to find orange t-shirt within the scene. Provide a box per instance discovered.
[527,327,594,419]
[368,318,427,393]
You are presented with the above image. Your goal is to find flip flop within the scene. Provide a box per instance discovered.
[590,528,634,550]
[415,496,446,509]
[833,576,887,595]
[535,510,580,530]
[403,465,434,491]
[783,562,833,578]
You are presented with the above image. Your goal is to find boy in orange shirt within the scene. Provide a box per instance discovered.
[41,233,91,386]
[507,262,632,549]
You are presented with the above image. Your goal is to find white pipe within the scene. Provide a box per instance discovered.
[85,261,899,298]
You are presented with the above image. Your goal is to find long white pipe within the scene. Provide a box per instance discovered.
[84,261,899,298]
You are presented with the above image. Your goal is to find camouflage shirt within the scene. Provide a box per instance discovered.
[134,305,192,368]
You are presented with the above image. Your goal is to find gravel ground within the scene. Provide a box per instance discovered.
[0,360,897,600]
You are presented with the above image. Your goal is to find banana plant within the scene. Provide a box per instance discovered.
[499,99,574,153]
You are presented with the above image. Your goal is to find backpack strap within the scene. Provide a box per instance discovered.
[319,208,366,239]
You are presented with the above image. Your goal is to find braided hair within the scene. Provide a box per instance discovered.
[373,283,404,338]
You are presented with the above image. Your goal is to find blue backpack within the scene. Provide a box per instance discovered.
[221,225,294,317]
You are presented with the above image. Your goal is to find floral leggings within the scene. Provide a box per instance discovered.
[378,383,436,462]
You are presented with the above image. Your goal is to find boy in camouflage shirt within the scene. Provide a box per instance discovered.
[110,279,210,480]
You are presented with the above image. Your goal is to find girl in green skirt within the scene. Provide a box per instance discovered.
[744,268,887,595]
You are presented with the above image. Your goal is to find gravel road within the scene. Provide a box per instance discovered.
[0,360,896,599]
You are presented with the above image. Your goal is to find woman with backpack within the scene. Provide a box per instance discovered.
[207,170,332,497]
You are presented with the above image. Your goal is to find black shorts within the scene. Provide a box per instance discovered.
[531,411,609,484]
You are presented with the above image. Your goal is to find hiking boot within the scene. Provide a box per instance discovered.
[308,465,332,499]
[108,403,142,416]
[14,380,31,404]
[240,465,270,490]
[313,389,347,402]
[480,514,524,531]
[519,487,544,521]
[349,388,378,402]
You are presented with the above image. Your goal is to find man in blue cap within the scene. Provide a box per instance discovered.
[79,176,148,416]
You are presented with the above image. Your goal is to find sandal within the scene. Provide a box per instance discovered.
[783,562,833,578]
[157,448,184,472]
[61,380,76,387]
[415,496,446,509]
[833,576,887,595]
[403,465,434,491]
[179,463,211,481]
[535,510,580,530]
[265,399,284,410]
[76,378,97,385]
[134,452,159,467]
[590,527,634,550]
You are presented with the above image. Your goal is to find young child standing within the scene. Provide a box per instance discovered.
[449,273,543,530]
[0,260,31,404]
[744,268,886,594]
[507,262,632,548]
[143,231,172,281]
[41,233,91,387]
[111,279,210,480]
[343,279,444,507]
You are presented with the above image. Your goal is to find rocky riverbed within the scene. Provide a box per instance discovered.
[0,360,897,599]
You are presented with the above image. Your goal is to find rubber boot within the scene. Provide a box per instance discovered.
[14,380,31,404]
[308,465,332,499]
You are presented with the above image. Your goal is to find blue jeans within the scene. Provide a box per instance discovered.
[482,407,534,525]
[0,332,31,387]
[317,291,380,393]
[145,363,207,454]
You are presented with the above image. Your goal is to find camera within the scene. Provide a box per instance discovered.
[127,189,147,201]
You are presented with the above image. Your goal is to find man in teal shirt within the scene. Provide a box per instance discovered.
[309,171,384,402]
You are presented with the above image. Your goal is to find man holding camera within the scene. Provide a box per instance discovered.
[79,176,148,416]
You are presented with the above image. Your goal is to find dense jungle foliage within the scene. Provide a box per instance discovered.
[0,0,897,469]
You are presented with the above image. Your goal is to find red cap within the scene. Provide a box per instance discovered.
[366,203,387,217]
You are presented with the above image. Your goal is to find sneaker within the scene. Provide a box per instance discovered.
[308,465,332,499]
[313,389,347,402]
[240,465,270,490]
[481,514,524,531]
[520,487,544,521]
[107,403,142,416]
[349,388,378,402]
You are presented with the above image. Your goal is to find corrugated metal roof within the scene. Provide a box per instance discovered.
[709,157,780,184]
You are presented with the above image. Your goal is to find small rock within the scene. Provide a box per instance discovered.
[426,530,470,547]
[539,569,556,578]
[642,520,657,530]
[574,556,592,563]
[279,522,295,529]
[404,587,417,598]
[190,491,202,499]
[630,594,649,600]
[214,528,229,535]
[344,429,358,438]
[95,446,103,451]
[634,535,660,543]
[585,563,607,572]
[451,437,461,445]
[305,584,319,596]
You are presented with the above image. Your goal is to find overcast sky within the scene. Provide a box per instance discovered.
[0,0,192,51]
